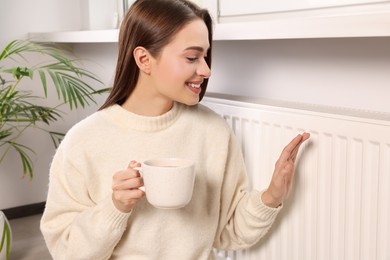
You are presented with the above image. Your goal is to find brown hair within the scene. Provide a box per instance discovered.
[99,0,213,110]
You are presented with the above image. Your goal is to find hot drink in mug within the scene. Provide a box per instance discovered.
[135,158,195,209]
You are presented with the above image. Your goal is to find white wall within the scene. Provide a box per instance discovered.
[0,0,82,42]
[73,38,390,113]
[0,0,99,209]
[1,0,390,209]
[210,38,390,113]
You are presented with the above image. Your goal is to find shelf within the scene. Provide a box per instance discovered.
[29,29,119,43]
[29,7,390,43]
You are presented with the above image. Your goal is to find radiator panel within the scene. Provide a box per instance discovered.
[203,96,390,260]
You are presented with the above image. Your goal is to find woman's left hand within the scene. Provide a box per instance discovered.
[261,132,310,208]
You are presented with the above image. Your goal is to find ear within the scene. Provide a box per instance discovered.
[133,46,152,74]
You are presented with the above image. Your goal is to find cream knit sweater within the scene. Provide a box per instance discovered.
[40,102,281,260]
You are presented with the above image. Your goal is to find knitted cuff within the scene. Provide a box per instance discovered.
[98,196,132,231]
[248,189,282,221]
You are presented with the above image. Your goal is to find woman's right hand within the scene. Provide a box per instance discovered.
[112,161,145,213]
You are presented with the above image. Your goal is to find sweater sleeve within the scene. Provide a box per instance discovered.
[213,131,282,250]
[40,146,130,260]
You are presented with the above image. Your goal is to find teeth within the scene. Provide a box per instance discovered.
[188,83,201,89]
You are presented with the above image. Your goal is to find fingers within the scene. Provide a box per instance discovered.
[113,161,141,180]
[289,139,303,162]
[279,132,310,163]
[266,133,310,207]
[112,188,145,202]
[112,160,144,190]
[277,135,300,164]
[112,160,145,213]
[112,176,143,191]
[112,169,140,183]
[290,132,310,161]
[128,160,141,169]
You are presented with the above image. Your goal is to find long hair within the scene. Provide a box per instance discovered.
[99,0,213,110]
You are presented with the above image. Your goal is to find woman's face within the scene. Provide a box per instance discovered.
[149,19,211,106]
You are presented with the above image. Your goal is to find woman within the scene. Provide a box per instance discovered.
[40,0,310,259]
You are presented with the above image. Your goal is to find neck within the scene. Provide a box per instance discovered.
[122,87,173,117]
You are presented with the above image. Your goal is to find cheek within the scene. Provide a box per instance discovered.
[161,60,189,81]
[171,65,185,78]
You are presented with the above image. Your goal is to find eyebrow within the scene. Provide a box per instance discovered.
[184,46,209,52]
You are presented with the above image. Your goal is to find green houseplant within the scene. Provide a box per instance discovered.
[0,39,109,259]
[0,211,11,260]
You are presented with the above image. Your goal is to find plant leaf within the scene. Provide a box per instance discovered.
[0,39,107,179]
[11,142,34,179]
[49,131,65,148]
[0,215,11,260]
[38,70,48,97]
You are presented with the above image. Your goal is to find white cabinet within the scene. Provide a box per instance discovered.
[215,0,390,39]
[219,0,387,16]
[29,0,390,42]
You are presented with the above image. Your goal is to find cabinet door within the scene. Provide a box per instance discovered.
[219,0,389,16]
[189,0,218,20]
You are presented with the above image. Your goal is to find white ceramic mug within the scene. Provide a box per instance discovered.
[135,158,195,209]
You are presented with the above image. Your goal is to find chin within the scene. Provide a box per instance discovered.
[179,97,200,106]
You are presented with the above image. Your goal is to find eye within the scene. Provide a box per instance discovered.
[186,57,198,62]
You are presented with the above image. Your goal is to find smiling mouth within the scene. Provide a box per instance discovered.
[186,82,201,89]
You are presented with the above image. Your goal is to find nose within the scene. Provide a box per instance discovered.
[197,58,211,79]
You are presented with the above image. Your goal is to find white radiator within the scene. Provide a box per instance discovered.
[202,94,390,260]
